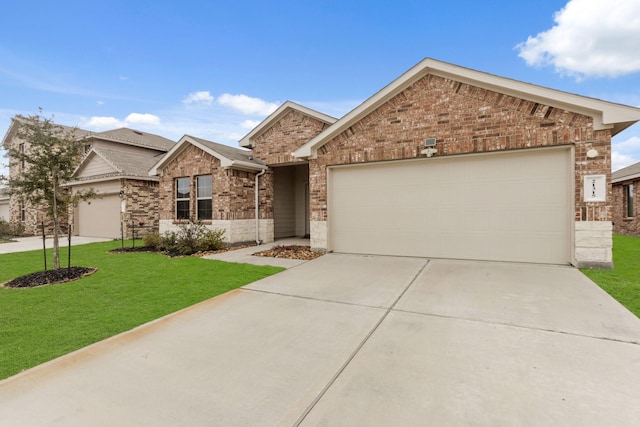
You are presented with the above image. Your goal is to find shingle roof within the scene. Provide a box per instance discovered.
[185,135,261,164]
[149,135,266,176]
[85,128,175,152]
[2,117,92,148]
[72,147,164,182]
[612,161,640,183]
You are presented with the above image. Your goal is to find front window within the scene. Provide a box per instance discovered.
[19,143,25,170]
[175,177,190,220]
[625,184,634,218]
[197,175,212,220]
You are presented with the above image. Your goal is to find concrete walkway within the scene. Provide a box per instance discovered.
[201,237,311,269]
[0,235,113,254]
[1,255,639,426]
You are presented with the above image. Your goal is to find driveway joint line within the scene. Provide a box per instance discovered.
[241,287,393,310]
[292,259,431,426]
[393,308,640,345]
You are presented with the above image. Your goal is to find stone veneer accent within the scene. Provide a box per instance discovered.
[160,219,274,244]
[574,221,613,269]
[310,220,327,252]
[307,74,613,267]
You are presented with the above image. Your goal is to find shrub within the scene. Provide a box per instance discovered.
[142,232,161,249]
[159,231,178,253]
[0,220,25,239]
[198,228,226,252]
[176,221,203,255]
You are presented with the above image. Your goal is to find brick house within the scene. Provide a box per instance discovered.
[154,58,640,268]
[1,118,91,235]
[612,161,640,236]
[67,128,175,239]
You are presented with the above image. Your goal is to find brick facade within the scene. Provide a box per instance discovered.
[612,180,640,236]
[121,179,160,239]
[5,131,72,235]
[251,109,330,165]
[157,144,266,243]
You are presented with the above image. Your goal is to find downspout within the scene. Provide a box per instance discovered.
[255,168,266,245]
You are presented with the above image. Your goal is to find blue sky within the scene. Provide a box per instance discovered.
[1,0,640,176]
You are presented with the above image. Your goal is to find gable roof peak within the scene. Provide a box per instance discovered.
[149,134,266,176]
[293,57,640,159]
[239,100,337,148]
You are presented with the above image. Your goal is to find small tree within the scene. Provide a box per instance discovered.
[4,110,95,269]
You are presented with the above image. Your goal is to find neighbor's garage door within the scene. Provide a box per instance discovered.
[77,194,121,238]
[328,148,571,264]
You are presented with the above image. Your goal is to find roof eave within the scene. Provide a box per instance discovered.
[612,172,640,184]
[64,174,159,187]
[221,159,268,172]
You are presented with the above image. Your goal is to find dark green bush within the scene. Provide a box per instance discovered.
[150,221,226,256]
[198,228,226,252]
[0,220,25,239]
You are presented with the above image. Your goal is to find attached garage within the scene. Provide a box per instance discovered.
[76,193,121,238]
[328,147,572,264]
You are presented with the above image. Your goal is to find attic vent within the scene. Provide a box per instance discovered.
[133,130,143,136]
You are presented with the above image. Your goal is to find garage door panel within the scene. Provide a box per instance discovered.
[329,148,570,264]
[77,194,121,238]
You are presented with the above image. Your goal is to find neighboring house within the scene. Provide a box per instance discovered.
[0,188,9,222]
[153,58,640,269]
[612,161,640,236]
[1,118,92,235]
[67,128,175,239]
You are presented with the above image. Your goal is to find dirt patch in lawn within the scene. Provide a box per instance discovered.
[253,245,323,261]
[2,267,97,289]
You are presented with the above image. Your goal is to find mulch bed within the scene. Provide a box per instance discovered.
[253,245,323,260]
[2,267,97,289]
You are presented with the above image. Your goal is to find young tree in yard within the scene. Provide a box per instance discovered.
[5,111,95,269]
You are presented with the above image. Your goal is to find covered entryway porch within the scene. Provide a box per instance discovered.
[272,163,310,239]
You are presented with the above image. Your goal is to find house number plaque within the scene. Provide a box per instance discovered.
[583,175,606,202]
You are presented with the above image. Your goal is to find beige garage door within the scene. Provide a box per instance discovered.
[328,148,571,264]
[77,194,121,238]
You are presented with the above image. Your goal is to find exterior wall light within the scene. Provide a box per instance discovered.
[421,138,437,157]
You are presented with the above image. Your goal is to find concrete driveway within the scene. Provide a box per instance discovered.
[1,255,639,426]
[0,236,112,254]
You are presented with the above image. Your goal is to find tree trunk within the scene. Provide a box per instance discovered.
[52,175,60,269]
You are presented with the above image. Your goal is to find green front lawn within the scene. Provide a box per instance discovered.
[0,241,283,380]
[582,234,640,318]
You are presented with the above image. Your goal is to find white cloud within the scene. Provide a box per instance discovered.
[516,0,640,78]
[612,135,640,171]
[217,93,278,116]
[96,100,104,105]
[182,91,214,106]
[241,119,261,129]
[81,113,161,131]
[124,113,161,125]
[83,116,124,130]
